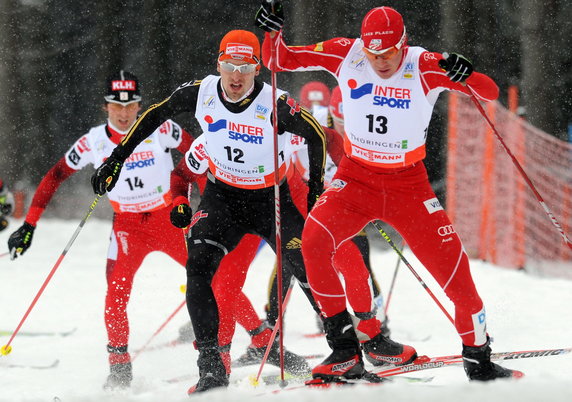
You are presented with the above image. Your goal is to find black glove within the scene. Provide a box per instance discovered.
[170,203,192,229]
[254,0,284,32]
[0,203,11,216]
[438,52,474,83]
[91,155,123,196]
[8,221,35,260]
[0,191,13,216]
[0,216,8,232]
[307,182,323,213]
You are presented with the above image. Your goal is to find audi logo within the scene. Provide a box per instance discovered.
[437,225,456,236]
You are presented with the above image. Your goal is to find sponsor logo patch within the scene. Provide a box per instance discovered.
[204,115,265,144]
[255,104,269,120]
[125,151,156,170]
[111,80,136,91]
[286,237,302,249]
[423,197,443,214]
[331,358,356,373]
[67,149,81,166]
[403,62,415,79]
[327,179,347,193]
[437,224,455,236]
[203,95,216,109]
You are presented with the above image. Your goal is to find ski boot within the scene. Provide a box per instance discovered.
[362,332,417,366]
[103,345,133,390]
[234,322,310,375]
[312,310,366,381]
[353,315,417,367]
[463,337,522,381]
[188,341,229,394]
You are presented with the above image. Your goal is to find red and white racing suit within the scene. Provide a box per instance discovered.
[263,32,499,347]
[24,120,198,364]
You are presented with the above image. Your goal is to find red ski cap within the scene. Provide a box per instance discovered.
[299,81,331,109]
[218,30,261,69]
[361,7,407,55]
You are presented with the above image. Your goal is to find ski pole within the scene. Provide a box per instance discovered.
[466,86,572,250]
[384,239,405,316]
[268,2,287,386]
[0,252,9,259]
[371,221,455,326]
[132,298,187,361]
[254,277,295,385]
[1,193,104,356]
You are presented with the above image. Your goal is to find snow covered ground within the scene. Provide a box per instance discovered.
[1,217,571,402]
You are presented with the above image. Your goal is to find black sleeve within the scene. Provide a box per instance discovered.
[276,94,326,192]
[112,80,201,161]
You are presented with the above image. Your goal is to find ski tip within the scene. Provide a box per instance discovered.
[303,333,325,339]
[61,327,78,337]
[187,384,197,395]
[512,370,525,379]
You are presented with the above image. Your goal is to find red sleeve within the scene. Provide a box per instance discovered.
[262,31,354,76]
[323,126,344,166]
[419,51,499,101]
[170,155,207,202]
[25,157,76,226]
[175,129,193,154]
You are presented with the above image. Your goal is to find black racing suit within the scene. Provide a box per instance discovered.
[106,78,326,350]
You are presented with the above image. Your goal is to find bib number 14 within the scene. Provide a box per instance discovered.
[125,176,144,191]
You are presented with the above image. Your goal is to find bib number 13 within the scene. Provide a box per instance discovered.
[366,114,388,134]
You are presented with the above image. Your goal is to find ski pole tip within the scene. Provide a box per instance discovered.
[248,375,260,387]
[1,345,12,355]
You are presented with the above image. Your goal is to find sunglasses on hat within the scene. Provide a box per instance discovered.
[219,61,258,74]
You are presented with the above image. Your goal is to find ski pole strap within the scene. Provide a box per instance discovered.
[247,321,271,337]
[354,310,377,320]
[107,344,128,354]
[219,343,232,353]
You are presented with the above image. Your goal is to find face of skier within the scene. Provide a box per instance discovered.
[105,102,141,132]
[363,47,404,80]
[218,60,260,101]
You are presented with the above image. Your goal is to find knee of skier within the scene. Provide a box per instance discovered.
[301,217,334,257]
[185,242,225,281]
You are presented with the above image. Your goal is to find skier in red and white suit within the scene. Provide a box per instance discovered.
[255,3,518,381]
[280,85,393,345]
[7,70,204,389]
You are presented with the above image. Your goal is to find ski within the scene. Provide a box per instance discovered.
[4,359,60,370]
[304,332,431,343]
[0,327,77,337]
[257,346,570,395]
[232,353,324,368]
[373,346,572,378]
[133,338,188,355]
[259,371,433,386]
[255,373,387,395]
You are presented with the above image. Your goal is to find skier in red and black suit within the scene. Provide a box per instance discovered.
[256,2,518,381]
[91,30,327,393]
